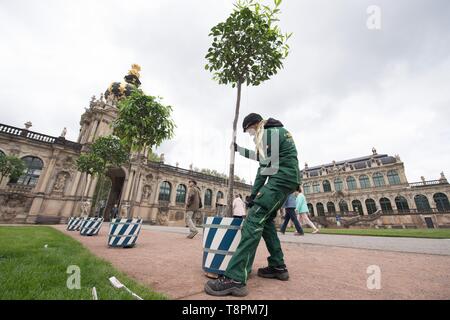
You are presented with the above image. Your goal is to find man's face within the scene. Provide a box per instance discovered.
[189,181,194,187]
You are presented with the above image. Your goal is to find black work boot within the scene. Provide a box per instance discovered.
[257,265,289,281]
[204,276,249,297]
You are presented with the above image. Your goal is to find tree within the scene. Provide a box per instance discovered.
[205,0,292,215]
[0,154,26,185]
[76,136,129,214]
[113,89,175,216]
[76,152,104,206]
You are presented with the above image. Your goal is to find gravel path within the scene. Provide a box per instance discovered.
[144,225,450,256]
[52,224,450,300]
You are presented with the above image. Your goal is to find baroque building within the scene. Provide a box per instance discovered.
[1,67,449,228]
[0,66,251,226]
[301,148,450,228]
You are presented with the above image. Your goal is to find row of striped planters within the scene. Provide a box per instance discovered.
[108,218,143,248]
[202,217,244,276]
[80,217,103,236]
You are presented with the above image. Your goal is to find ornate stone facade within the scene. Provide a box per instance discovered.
[300,151,450,228]
[0,96,251,226]
[1,69,449,228]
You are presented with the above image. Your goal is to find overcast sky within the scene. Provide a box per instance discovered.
[1,0,449,184]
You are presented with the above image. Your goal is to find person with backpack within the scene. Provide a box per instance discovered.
[186,179,202,239]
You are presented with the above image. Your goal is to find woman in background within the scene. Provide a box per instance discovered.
[295,186,319,234]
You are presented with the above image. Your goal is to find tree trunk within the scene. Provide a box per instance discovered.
[79,173,88,216]
[94,173,105,218]
[226,80,242,217]
[129,149,142,218]
[118,155,133,211]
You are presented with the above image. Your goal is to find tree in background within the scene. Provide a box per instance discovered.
[113,89,175,217]
[0,154,26,185]
[76,152,104,208]
[76,136,129,215]
[205,0,292,215]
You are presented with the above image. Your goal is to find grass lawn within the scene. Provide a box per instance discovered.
[0,226,167,300]
[285,227,450,239]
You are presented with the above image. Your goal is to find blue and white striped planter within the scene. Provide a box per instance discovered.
[67,217,84,231]
[202,216,244,275]
[80,217,103,236]
[108,218,143,248]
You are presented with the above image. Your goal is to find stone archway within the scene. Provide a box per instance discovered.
[104,167,126,221]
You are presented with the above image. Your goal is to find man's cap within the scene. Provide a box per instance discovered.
[188,179,197,185]
[242,113,263,132]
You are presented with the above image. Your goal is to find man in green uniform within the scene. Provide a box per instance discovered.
[204,113,301,297]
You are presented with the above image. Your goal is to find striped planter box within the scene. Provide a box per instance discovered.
[202,216,244,275]
[80,217,103,236]
[67,217,84,231]
[108,218,143,248]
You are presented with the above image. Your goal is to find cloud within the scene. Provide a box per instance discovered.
[0,0,449,183]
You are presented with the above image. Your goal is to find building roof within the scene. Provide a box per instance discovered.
[304,154,397,173]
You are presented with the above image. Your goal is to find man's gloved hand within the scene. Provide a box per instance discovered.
[233,142,238,152]
[245,194,256,208]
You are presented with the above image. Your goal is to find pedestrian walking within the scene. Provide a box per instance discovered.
[280,192,304,235]
[110,204,119,221]
[232,194,246,219]
[186,180,202,239]
[295,186,319,234]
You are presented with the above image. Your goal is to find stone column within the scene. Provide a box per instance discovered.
[169,181,177,206]
[36,156,57,194]
[87,120,100,143]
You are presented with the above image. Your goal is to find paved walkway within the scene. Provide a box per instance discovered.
[143,225,450,256]
[53,224,450,300]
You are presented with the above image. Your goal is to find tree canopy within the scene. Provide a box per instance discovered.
[205,0,291,87]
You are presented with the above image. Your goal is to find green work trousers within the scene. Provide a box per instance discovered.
[224,178,298,284]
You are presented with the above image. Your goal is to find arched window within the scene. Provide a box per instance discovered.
[334,178,343,191]
[346,176,357,190]
[352,200,364,215]
[365,199,377,215]
[158,181,171,201]
[312,182,321,193]
[175,184,187,204]
[395,196,410,213]
[415,194,431,213]
[13,156,43,186]
[216,191,224,205]
[387,170,401,185]
[380,198,393,213]
[373,172,385,187]
[317,203,325,216]
[327,202,336,214]
[204,189,212,207]
[323,180,331,193]
[434,193,450,212]
[307,203,314,216]
[359,175,371,189]
[303,184,311,195]
[339,200,349,214]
